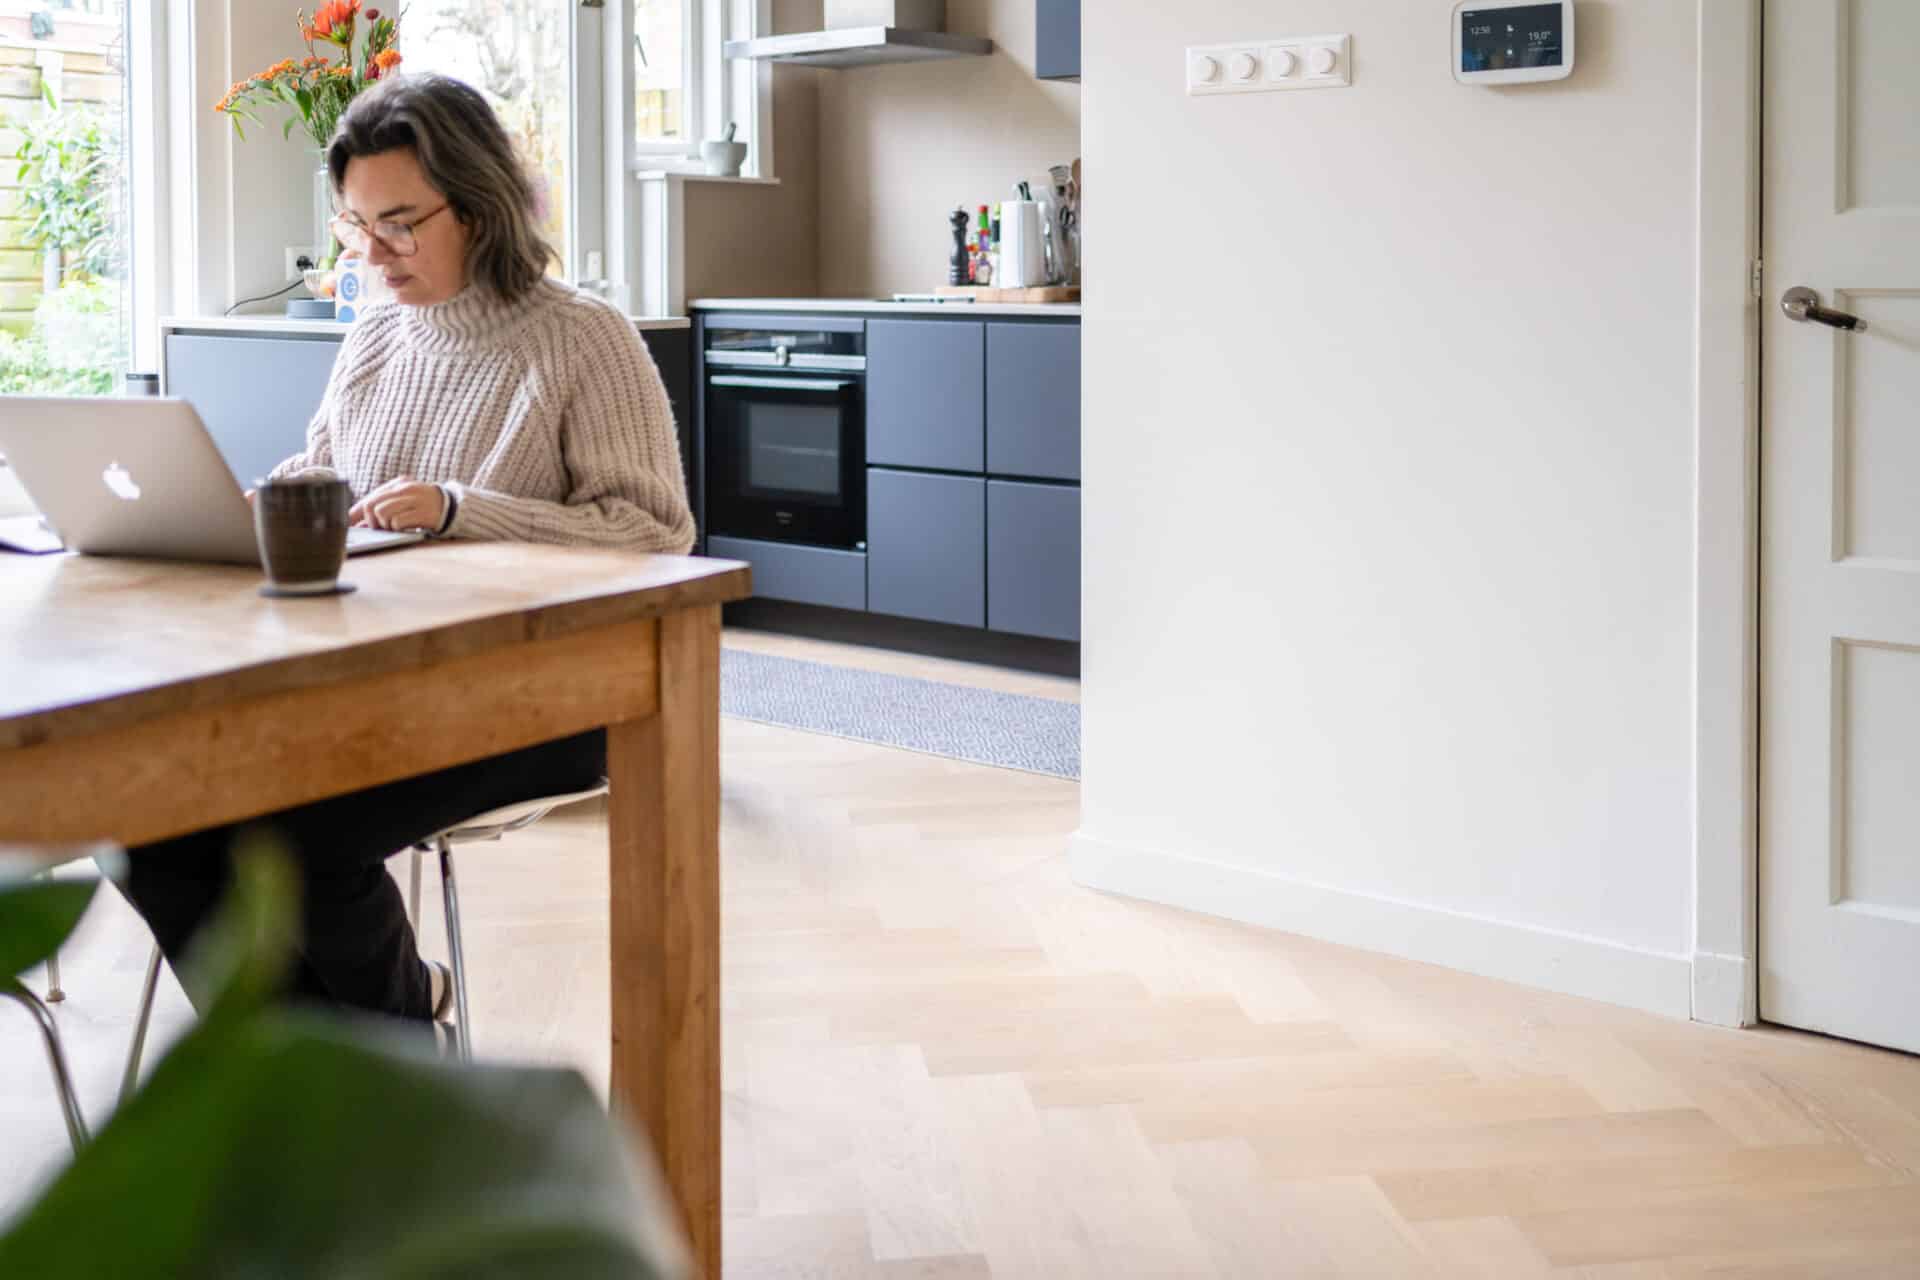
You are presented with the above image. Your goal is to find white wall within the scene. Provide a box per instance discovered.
[226,6,319,312]
[178,2,323,316]
[1075,0,1701,1017]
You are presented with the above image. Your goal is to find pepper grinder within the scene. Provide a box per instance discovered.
[948,208,971,286]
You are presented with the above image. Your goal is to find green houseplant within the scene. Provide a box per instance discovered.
[0,849,688,1279]
[12,82,116,286]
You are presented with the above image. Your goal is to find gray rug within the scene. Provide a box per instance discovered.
[720,648,1080,780]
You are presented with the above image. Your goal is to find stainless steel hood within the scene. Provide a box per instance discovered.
[723,26,993,69]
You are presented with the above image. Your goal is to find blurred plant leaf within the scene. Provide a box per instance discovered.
[0,856,102,979]
[0,841,688,1279]
[0,1014,688,1278]
[172,833,301,1022]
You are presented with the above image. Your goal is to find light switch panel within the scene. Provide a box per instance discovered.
[1187,34,1350,95]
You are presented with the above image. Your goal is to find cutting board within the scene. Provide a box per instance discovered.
[935,285,1081,304]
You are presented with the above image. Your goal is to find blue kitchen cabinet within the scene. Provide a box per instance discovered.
[988,479,1079,642]
[706,536,866,611]
[868,467,985,628]
[987,322,1080,482]
[1037,0,1080,81]
[164,334,339,485]
[865,319,985,473]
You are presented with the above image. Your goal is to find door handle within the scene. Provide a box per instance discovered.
[709,375,852,391]
[1781,286,1868,333]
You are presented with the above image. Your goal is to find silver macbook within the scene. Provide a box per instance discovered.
[0,396,423,564]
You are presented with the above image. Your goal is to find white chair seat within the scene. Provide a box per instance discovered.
[445,783,610,838]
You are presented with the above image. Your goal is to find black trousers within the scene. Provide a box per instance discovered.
[124,730,607,1023]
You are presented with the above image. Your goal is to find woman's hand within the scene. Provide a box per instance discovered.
[349,476,448,533]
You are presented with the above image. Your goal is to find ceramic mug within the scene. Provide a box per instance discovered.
[254,475,351,596]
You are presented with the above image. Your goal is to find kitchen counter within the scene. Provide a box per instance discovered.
[161,313,693,336]
[692,297,1082,318]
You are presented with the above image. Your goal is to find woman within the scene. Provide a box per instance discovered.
[125,74,694,1039]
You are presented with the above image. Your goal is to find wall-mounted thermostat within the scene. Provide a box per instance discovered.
[1453,0,1573,84]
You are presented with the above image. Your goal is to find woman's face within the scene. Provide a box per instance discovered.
[339,147,470,307]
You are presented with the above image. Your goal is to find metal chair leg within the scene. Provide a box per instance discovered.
[34,871,66,1004]
[408,847,424,928]
[3,978,89,1154]
[122,943,164,1107]
[437,837,472,1063]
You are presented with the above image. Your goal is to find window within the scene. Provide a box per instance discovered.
[400,0,575,270]
[1,0,137,395]
[627,0,768,173]
[633,0,688,148]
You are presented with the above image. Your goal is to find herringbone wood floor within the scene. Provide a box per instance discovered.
[6,628,1920,1276]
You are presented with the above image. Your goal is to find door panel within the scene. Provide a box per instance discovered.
[867,468,984,628]
[987,322,1081,481]
[1760,0,1920,1052]
[988,480,1079,642]
[866,320,985,473]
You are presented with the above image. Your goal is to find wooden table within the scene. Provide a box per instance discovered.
[0,543,750,1277]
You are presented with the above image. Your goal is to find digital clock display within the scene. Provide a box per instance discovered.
[1460,3,1564,72]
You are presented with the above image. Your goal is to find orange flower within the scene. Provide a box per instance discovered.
[373,48,400,73]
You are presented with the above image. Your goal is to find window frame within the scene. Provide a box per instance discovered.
[629,0,701,161]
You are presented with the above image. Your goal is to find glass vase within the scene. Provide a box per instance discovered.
[314,165,333,264]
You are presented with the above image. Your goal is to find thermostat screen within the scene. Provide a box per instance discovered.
[1461,4,1564,71]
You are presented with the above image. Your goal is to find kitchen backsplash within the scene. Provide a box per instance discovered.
[811,0,1081,297]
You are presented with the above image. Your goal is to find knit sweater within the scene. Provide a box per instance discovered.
[270,279,695,552]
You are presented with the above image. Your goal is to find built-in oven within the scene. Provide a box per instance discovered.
[704,315,866,550]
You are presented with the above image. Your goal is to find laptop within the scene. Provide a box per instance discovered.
[0,397,423,564]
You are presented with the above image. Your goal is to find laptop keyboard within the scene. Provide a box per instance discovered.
[347,527,422,551]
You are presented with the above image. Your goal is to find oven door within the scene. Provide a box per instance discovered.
[706,373,865,549]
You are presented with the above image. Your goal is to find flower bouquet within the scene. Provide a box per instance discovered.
[213,2,403,151]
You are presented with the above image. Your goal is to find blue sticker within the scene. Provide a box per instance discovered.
[339,271,361,302]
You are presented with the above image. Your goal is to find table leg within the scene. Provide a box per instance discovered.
[608,604,722,1278]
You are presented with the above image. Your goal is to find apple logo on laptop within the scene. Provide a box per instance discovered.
[102,462,142,501]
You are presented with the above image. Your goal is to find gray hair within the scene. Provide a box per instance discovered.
[327,74,554,301]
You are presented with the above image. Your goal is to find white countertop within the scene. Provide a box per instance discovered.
[161,314,693,336]
[692,297,1082,318]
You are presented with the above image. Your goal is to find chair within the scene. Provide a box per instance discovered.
[2,978,89,1154]
[5,867,87,1153]
[124,782,609,1081]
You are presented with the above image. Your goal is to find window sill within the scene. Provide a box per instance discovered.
[633,170,782,186]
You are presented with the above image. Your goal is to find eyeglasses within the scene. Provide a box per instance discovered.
[328,203,450,258]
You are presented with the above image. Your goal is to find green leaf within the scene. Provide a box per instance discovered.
[173,835,301,1022]
[0,858,102,979]
[0,1010,688,1277]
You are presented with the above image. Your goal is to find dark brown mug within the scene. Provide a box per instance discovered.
[253,475,351,595]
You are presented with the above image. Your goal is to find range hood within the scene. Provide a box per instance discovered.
[724,27,992,69]
[724,2,990,69]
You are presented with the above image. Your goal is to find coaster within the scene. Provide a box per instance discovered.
[259,581,357,599]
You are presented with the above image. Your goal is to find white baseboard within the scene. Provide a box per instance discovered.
[1689,950,1756,1027]
[1069,833,1695,1021]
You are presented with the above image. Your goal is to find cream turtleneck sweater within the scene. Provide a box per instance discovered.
[271,279,695,552]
